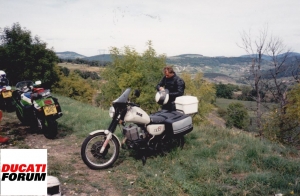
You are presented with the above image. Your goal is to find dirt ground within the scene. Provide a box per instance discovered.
[0,112,122,196]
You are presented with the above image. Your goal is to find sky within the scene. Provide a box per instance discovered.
[1,0,300,57]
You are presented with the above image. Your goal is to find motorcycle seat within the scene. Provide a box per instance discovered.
[32,88,44,93]
[150,110,187,124]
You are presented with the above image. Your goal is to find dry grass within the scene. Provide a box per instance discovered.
[57,63,104,72]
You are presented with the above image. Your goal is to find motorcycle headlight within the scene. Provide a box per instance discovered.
[109,106,115,118]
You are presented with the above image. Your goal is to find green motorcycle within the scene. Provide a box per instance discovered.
[12,80,63,139]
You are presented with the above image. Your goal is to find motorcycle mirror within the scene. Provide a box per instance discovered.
[35,81,42,85]
[134,89,140,97]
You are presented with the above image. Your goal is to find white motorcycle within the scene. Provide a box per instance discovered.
[81,88,198,170]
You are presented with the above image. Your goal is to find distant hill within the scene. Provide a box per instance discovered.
[56,51,300,85]
[56,51,112,62]
[239,52,300,61]
[82,54,112,62]
[56,52,300,66]
[56,51,86,59]
[166,54,254,67]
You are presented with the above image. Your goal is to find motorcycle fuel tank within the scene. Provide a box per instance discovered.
[124,106,150,124]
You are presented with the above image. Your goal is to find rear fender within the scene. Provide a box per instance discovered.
[89,130,121,147]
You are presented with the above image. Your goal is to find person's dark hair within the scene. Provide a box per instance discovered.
[163,66,175,74]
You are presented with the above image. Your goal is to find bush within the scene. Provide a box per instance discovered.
[215,83,239,99]
[73,69,100,80]
[181,72,216,124]
[52,66,95,104]
[225,102,249,129]
[217,108,227,118]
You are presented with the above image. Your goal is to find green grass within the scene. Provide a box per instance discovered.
[3,95,300,195]
[215,98,258,111]
[56,96,300,195]
[109,126,300,196]
[215,98,275,117]
[54,94,111,138]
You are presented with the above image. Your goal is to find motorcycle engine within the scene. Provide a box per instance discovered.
[123,124,146,142]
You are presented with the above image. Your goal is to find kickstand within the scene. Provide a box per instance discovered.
[142,156,147,166]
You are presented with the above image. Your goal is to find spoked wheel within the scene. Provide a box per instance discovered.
[81,132,120,170]
[160,134,185,155]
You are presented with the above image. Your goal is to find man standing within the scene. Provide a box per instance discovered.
[156,66,185,111]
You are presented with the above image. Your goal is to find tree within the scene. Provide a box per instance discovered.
[226,102,250,129]
[239,27,268,136]
[239,26,299,138]
[97,41,166,113]
[0,23,58,88]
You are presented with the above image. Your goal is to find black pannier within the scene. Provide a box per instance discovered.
[150,110,193,135]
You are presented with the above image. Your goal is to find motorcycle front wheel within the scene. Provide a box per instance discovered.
[16,108,26,124]
[81,132,120,170]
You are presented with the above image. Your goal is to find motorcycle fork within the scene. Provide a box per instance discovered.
[100,119,119,153]
[100,131,112,153]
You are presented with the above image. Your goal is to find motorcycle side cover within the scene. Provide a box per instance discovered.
[147,124,165,136]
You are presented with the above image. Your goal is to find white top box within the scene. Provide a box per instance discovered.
[175,96,199,114]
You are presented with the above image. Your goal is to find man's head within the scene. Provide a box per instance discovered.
[163,66,175,78]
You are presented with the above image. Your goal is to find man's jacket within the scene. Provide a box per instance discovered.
[156,73,185,102]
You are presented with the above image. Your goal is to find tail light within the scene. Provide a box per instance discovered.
[44,100,53,105]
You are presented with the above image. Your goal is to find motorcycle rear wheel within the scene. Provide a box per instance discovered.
[43,118,58,139]
[0,97,13,112]
[81,132,120,170]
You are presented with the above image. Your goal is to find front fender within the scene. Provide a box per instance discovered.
[89,130,121,147]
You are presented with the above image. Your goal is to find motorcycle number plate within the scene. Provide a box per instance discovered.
[43,104,57,116]
[2,91,12,98]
